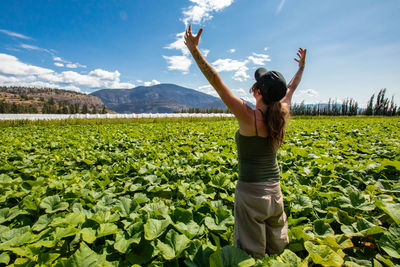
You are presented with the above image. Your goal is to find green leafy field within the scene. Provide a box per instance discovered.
[0,117,399,266]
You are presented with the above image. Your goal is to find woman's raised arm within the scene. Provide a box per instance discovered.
[184,25,251,123]
[281,48,307,109]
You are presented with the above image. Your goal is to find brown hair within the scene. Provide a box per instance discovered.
[251,83,289,149]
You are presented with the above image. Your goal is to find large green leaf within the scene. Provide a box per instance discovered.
[0,252,10,265]
[378,227,400,259]
[279,249,302,267]
[114,231,141,253]
[80,228,97,244]
[55,242,107,267]
[32,214,53,232]
[117,197,138,217]
[157,229,190,260]
[96,223,119,238]
[209,245,255,267]
[40,195,69,214]
[89,211,120,224]
[313,220,334,236]
[174,220,203,239]
[0,207,25,224]
[291,195,312,212]
[375,201,400,226]
[0,226,32,249]
[144,218,170,240]
[126,239,154,265]
[304,241,344,267]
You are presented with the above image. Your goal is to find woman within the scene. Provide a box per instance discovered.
[184,25,306,258]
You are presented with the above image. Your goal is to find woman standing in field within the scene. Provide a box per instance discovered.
[184,25,306,258]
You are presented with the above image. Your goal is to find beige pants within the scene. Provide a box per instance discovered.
[233,180,289,259]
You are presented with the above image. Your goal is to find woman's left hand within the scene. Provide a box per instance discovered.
[184,24,203,52]
[294,48,307,68]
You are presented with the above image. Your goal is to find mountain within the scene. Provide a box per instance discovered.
[91,83,227,113]
[0,86,111,114]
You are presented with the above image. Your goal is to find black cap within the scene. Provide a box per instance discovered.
[254,68,287,103]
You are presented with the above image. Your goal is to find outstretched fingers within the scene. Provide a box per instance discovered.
[195,28,203,41]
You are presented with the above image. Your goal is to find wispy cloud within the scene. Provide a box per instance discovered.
[0,53,134,92]
[276,0,286,14]
[20,44,53,54]
[247,52,271,65]
[0,29,32,40]
[228,48,236,53]
[53,56,87,69]
[53,56,68,63]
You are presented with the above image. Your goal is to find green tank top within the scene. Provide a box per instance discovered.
[234,110,281,183]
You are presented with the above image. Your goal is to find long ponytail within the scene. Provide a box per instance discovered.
[251,82,289,149]
[263,101,289,150]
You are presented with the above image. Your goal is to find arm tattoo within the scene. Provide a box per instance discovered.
[191,49,218,86]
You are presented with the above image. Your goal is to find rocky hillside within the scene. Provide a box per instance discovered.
[0,86,111,114]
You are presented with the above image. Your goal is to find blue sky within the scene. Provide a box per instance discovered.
[0,0,399,107]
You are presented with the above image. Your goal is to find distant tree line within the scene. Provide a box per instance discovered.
[0,97,107,114]
[174,107,231,114]
[0,101,38,113]
[290,89,399,116]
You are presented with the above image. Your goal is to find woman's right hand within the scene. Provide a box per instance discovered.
[184,24,203,52]
[294,48,307,68]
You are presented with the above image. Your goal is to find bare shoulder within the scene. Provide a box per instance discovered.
[237,101,256,133]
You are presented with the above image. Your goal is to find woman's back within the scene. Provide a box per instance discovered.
[235,109,281,183]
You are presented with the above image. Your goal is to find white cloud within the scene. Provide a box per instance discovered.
[233,66,250,82]
[136,79,143,83]
[247,52,271,65]
[196,84,219,97]
[163,55,192,73]
[276,0,286,14]
[182,0,235,25]
[54,62,64,67]
[201,49,210,57]
[212,58,250,81]
[0,53,134,91]
[66,63,78,69]
[144,80,161,86]
[0,29,32,40]
[165,32,189,55]
[0,53,53,76]
[228,48,236,53]
[53,56,86,68]
[164,0,234,74]
[298,89,319,98]
[293,89,320,104]
[212,58,247,72]
[264,47,269,51]
[53,56,70,64]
